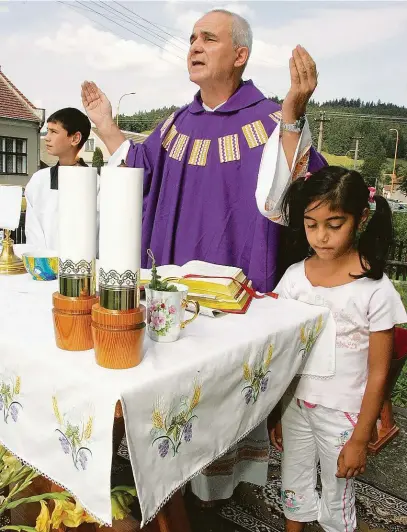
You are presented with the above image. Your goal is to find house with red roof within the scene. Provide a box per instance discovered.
[0,66,45,186]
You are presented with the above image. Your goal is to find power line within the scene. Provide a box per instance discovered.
[58,1,122,35]
[73,0,185,62]
[111,0,189,49]
[308,111,407,122]
[96,0,188,54]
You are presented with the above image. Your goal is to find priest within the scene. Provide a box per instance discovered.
[81,7,326,506]
[81,8,325,293]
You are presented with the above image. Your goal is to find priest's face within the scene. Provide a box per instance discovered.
[188,12,241,86]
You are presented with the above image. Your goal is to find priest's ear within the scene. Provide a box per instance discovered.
[234,46,250,71]
[71,131,83,149]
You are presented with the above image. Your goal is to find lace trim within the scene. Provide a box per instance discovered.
[0,437,111,527]
[119,395,270,527]
[296,373,335,380]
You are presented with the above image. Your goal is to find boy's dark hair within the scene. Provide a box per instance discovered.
[281,166,393,280]
[47,107,91,150]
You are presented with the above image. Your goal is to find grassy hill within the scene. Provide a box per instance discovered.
[321,152,363,169]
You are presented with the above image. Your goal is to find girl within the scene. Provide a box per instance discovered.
[271,166,407,532]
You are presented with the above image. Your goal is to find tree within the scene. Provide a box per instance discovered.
[92,147,104,169]
[360,155,386,188]
[392,161,407,195]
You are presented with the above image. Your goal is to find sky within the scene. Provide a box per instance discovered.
[1,0,406,123]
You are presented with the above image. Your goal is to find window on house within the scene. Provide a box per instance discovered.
[0,137,27,174]
[85,139,95,152]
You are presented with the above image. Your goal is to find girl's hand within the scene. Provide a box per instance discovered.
[270,420,284,452]
[336,438,367,479]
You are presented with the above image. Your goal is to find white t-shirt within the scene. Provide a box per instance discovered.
[275,260,407,413]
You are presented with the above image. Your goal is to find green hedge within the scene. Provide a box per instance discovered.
[392,281,407,408]
[393,213,407,242]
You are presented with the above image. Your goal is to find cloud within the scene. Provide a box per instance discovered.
[212,3,254,17]
[35,23,184,74]
[2,0,407,119]
[254,5,407,60]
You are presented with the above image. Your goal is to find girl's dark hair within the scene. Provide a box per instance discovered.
[281,166,393,280]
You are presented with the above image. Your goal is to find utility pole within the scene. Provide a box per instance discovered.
[352,134,363,169]
[315,111,330,153]
[389,128,399,193]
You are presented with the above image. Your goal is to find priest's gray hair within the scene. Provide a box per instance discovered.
[209,9,253,57]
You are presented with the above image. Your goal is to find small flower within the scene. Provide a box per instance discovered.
[10,403,19,422]
[83,416,93,440]
[245,388,253,404]
[161,303,166,309]
[158,439,169,458]
[264,345,273,370]
[261,377,269,392]
[152,408,164,429]
[59,435,70,454]
[300,325,307,344]
[243,362,251,381]
[189,382,201,411]
[78,450,88,470]
[14,376,21,395]
[169,305,176,315]
[184,421,193,442]
[35,500,51,532]
[52,396,62,424]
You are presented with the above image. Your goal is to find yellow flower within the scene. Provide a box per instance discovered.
[52,499,97,528]
[243,361,251,381]
[189,382,201,410]
[152,408,164,429]
[35,501,51,532]
[264,345,273,370]
[300,325,307,344]
[316,315,323,334]
[2,453,21,469]
[52,396,62,424]
[50,500,66,529]
[14,376,21,395]
[84,416,93,440]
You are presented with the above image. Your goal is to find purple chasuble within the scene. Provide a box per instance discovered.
[127,80,325,292]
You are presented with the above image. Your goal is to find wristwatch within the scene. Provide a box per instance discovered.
[281,115,306,133]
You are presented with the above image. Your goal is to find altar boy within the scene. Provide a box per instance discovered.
[25,108,91,249]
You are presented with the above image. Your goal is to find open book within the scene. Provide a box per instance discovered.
[140,260,252,313]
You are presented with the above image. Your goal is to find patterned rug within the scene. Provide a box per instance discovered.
[116,440,407,532]
[217,447,407,532]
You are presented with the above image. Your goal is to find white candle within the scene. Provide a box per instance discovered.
[99,166,143,278]
[0,185,22,230]
[58,167,97,263]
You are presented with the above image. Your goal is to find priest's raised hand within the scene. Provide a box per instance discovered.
[81,81,125,154]
[282,45,318,123]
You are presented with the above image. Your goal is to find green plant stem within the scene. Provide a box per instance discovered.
[0,525,37,532]
[0,491,70,515]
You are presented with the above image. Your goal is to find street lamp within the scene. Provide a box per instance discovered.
[389,128,399,194]
[116,92,136,127]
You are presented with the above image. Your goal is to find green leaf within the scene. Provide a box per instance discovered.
[111,486,137,497]
[5,492,71,510]
[167,424,176,436]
